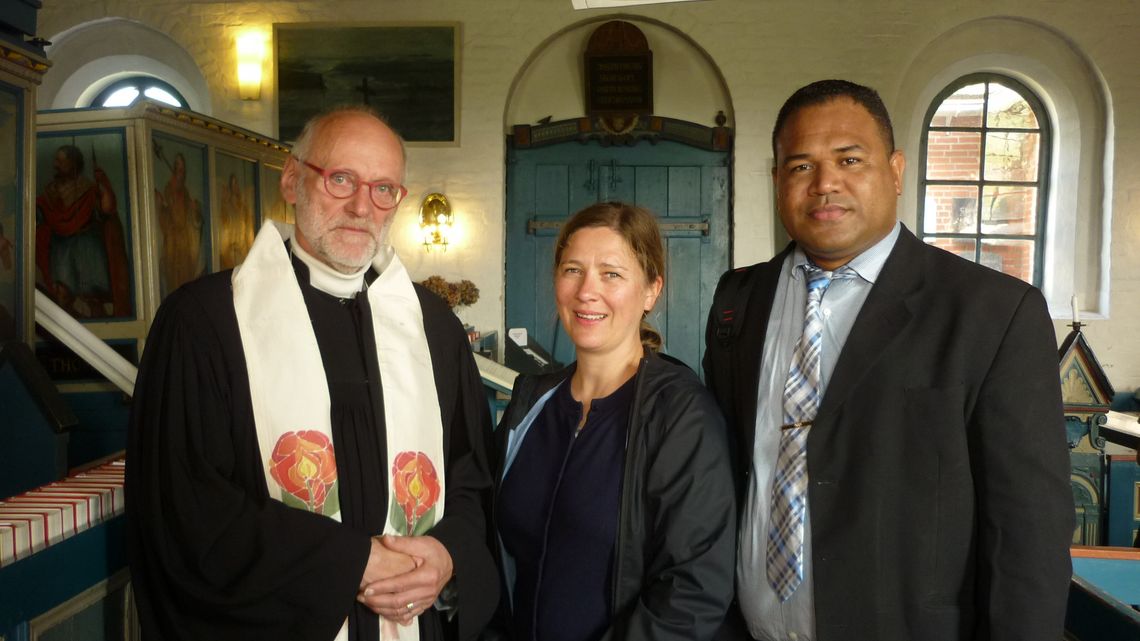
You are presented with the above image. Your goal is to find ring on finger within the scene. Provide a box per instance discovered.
[406,602,415,611]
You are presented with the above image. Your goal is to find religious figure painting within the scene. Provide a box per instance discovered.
[260,163,291,225]
[152,133,209,299]
[215,152,257,270]
[275,23,458,143]
[0,84,21,340]
[35,129,133,321]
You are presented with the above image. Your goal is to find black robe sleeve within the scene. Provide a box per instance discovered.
[126,274,372,641]
[415,287,501,641]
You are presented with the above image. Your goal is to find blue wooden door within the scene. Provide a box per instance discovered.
[505,139,730,374]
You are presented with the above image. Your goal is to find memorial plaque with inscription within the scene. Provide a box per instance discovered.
[586,55,652,114]
[584,20,653,118]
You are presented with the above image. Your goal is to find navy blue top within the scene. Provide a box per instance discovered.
[497,373,635,641]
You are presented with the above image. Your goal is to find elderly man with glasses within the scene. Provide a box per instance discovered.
[127,106,499,641]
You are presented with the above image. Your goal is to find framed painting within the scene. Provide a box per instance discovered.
[215,151,257,270]
[260,163,291,225]
[34,128,134,321]
[152,132,210,299]
[0,83,21,342]
[275,23,459,144]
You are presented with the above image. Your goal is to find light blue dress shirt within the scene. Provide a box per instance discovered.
[738,222,901,641]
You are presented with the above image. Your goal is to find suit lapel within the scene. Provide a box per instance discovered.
[735,244,792,458]
[815,227,925,425]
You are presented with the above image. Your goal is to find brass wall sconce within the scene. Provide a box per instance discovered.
[420,192,454,251]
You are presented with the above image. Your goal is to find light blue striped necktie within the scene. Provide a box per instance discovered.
[766,263,854,601]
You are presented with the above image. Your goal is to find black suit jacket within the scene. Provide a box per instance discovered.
[704,227,1073,641]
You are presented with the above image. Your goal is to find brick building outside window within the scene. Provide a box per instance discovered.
[918,74,1050,286]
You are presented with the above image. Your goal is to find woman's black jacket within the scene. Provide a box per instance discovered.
[485,352,736,641]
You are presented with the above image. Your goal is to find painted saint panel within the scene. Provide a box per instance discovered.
[215,152,257,270]
[35,128,133,320]
[152,132,209,299]
[260,163,290,225]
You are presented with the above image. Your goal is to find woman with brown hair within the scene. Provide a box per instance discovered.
[489,202,735,641]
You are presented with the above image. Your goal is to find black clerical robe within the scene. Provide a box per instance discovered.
[126,261,499,641]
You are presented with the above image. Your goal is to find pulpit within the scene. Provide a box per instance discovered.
[1059,325,1116,544]
[33,100,291,390]
[1058,326,1140,639]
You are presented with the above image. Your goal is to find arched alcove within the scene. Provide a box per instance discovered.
[504,15,734,131]
[39,18,211,114]
[894,17,1111,319]
[501,17,735,372]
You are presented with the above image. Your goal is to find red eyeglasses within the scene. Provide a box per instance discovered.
[298,159,407,210]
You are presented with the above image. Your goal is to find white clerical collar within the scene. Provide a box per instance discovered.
[289,235,368,299]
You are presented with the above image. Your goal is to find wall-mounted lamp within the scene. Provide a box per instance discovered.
[236,33,266,101]
[420,192,454,251]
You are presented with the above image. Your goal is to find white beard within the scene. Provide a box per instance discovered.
[293,187,391,274]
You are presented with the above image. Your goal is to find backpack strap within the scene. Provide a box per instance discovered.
[712,266,758,347]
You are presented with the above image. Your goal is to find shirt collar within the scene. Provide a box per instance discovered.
[791,221,901,284]
[289,233,369,298]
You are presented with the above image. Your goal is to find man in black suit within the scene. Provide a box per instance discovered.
[704,79,1073,641]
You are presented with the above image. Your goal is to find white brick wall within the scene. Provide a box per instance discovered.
[35,0,1140,389]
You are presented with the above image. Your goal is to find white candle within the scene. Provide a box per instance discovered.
[1071,294,1080,325]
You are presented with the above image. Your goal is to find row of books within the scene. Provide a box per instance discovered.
[0,458,125,567]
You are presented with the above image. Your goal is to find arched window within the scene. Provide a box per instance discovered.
[918,74,1050,286]
[89,76,188,109]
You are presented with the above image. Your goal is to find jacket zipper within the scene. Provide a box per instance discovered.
[610,356,649,614]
